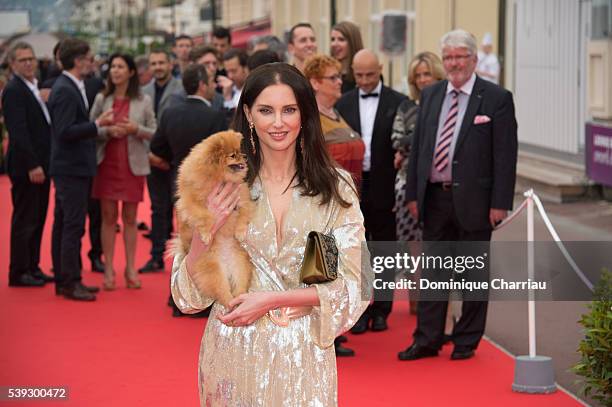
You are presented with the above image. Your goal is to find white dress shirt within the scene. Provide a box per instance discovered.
[62,71,89,110]
[358,81,382,172]
[223,85,242,109]
[17,75,51,124]
[429,73,477,182]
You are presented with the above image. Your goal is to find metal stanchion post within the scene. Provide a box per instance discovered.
[512,189,557,394]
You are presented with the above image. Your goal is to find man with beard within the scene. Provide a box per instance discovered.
[48,38,113,301]
[41,40,106,274]
[138,49,184,274]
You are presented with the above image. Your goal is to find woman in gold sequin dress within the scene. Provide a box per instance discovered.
[171,63,371,406]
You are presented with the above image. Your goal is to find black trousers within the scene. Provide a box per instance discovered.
[413,183,491,350]
[8,176,50,281]
[361,171,397,319]
[147,167,173,260]
[87,194,102,261]
[51,175,91,288]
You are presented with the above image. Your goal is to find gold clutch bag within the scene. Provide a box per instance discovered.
[299,231,338,284]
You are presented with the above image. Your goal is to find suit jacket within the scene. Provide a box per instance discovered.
[2,76,51,177]
[150,97,228,170]
[41,74,104,112]
[47,73,98,177]
[90,93,157,176]
[336,85,406,211]
[142,77,184,122]
[406,76,518,231]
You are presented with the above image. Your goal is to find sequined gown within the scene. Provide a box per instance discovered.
[171,174,371,406]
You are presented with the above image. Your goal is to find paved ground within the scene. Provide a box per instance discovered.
[485,192,612,406]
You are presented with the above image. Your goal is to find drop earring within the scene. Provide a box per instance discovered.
[249,122,256,155]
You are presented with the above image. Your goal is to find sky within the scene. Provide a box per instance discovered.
[0,0,71,33]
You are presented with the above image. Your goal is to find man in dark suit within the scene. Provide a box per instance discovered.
[188,45,232,124]
[150,64,227,176]
[149,64,227,317]
[41,40,106,274]
[399,30,518,361]
[48,38,113,301]
[3,42,54,287]
[336,49,406,333]
[138,49,185,274]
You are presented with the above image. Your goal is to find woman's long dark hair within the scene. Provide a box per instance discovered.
[102,53,140,99]
[233,62,353,208]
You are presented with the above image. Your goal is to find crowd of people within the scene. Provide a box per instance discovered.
[3,20,516,406]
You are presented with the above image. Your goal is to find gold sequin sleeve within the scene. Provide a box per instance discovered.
[170,252,214,313]
[309,173,372,348]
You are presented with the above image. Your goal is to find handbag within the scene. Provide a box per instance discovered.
[299,231,338,284]
[267,231,338,327]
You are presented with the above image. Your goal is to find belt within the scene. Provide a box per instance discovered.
[429,181,453,191]
[267,306,312,327]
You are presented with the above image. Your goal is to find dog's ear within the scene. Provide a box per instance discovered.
[207,140,225,167]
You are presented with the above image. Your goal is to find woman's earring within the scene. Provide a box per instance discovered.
[249,122,256,155]
[300,134,305,161]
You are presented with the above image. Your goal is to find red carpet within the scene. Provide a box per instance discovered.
[0,175,579,406]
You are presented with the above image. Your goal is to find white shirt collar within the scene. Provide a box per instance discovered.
[187,95,211,106]
[359,81,382,97]
[16,74,38,90]
[63,71,85,89]
[446,73,476,96]
[16,74,51,124]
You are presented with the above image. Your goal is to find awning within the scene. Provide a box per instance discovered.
[230,24,271,50]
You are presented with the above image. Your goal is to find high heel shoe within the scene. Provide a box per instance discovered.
[125,270,142,289]
[103,271,116,291]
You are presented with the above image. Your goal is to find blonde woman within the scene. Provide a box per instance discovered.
[392,51,444,313]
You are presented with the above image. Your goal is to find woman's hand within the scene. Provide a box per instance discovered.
[217,292,279,327]
[116,118,139,135]
[96,109,114,127]
[108,125,128,138]
[185,182,241,270]
[207,182,241,237]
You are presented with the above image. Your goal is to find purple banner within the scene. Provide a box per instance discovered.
[586,122,612,187]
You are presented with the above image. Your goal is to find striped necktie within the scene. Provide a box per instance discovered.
[433,89,459,172]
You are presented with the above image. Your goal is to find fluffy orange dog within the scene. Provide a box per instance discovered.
[174,130,254,308]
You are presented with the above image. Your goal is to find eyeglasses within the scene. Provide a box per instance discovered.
[16,57,35,64]
[320,74,342,82]
[442,54,472,63]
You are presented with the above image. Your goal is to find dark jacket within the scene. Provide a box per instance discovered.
[336,85,407,211]
[41,74,104,111]
[48,73,98,177]
[2,76,52,177]
[150,97,228,170]
[406,76,518,231]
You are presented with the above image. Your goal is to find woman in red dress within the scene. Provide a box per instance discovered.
[90,53,156,290]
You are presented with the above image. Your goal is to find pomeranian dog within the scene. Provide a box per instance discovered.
[174,130,254,308]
